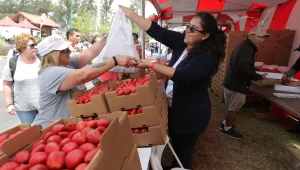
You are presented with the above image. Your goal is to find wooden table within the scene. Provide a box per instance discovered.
[250,83,300,119]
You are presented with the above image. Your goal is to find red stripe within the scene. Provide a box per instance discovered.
[269,0,297,30]
[234,23,240,31]
[197,0,225,11]
[158,0,168,4]
[161,7,173,20]
[182,15,194,22]
[244,11,261,31]
[250,3,268,9]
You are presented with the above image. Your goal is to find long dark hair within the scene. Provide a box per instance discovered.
[188,12,226,74]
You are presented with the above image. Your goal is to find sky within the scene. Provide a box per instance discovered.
[111,0,157,17]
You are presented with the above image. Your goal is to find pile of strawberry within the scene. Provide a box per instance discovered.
[255,67,281,73]
[132,128,148,134]
[116,77,150,96]
[127,108,143,115]
[0,119,109,170]
[76,84,108,104]
[0,128,29,151]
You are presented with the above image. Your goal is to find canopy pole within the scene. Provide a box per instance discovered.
[140,0,146,59]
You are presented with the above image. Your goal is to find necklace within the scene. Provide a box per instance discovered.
[20,55,34,64]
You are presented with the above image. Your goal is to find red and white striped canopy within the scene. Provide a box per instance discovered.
[148,0,297,31]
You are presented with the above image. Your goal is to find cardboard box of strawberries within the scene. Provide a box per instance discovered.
[0,112,142,170]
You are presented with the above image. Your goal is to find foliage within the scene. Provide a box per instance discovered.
[99,0,114,25]
[0,39,11,56]
[72,12,96,34]
[129,0,140,35]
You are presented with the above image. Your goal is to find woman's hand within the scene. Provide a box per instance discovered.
[287,81,300,86]
[119,5,135,20]
[6,105,16,115]
[136,59,152,69]
[100,33,108,46]
[115,56,138,68]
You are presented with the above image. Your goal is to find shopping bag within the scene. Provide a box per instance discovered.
[94,8,140,73]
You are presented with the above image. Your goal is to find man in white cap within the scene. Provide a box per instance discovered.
[221,27,270,139]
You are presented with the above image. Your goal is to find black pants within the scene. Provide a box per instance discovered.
[169,132,199,170]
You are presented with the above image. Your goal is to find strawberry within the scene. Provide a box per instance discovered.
[129,108,136,115]
[60,138,71,147]
[97,143,101,149]
[130,87,136,93]
[86,120,97,128]
[140,128,148,133]
[44,142,60,154]
[86,130,101,145]
[46,151,65,169]
[132,128,140,134]
[137,108,143,114]
[31,144,45,155]
[58,132,70,139]
[15,164,30,170]
[0,161,19,170]
[29,152,47,166]
[13,150,30,164]
[65,149,85,169]
[117,90,124,96]
[75,163,88,170]
[97,119,109,128]
[76,121,87,131]
[31,140,45,150]
[79,143,96,153]
[65,123,77,132]
[51,124,65,134]
[95,126,106,134]
[43,132,54,141]
[72,132,86,145]
[47,135,62,144]
[84,148,100,163]
[0,134,9,143]
[29,164,48,170]
[124,89,130,95]
[68,130,79,139]
[62,142,79,154]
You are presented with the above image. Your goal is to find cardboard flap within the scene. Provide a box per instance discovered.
[0,124,30,136]
[2,125,42,157]
[0,155,10,166]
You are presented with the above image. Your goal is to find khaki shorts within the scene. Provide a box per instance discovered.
[224,88,246,112]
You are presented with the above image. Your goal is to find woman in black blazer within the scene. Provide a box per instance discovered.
[120,5,226,169]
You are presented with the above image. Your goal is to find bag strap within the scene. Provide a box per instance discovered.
[9,55,19,84]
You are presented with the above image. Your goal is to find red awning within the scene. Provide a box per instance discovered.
[17,19,40,30]
[0,16,21,27]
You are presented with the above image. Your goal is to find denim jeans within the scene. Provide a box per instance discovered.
[16,110,38,124]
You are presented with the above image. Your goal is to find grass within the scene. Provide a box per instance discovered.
[161,90,300,170]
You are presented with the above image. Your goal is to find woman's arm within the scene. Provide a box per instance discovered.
[58,56,136,91]
[119,5,185,50]
[76,33,108,68]
[3,81,16,115]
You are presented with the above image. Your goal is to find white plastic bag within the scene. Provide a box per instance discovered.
[94,8,139,73]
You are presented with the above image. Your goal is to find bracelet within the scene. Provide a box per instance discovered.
[112,56,118,66]
[150,62,157,70]
[6,104,13,108]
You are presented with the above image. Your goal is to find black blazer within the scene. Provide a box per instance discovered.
[146,22,218,134]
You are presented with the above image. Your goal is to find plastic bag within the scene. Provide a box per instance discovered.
[94,8,140,73]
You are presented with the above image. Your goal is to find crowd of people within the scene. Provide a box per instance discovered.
[2,5,300,170]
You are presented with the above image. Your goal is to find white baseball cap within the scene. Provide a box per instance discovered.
[248,27,270,38]
[37,35,72,57]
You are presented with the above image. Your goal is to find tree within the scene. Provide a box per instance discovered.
[72,12,96,34]
[129,0,140,34]
[99,0,114,25]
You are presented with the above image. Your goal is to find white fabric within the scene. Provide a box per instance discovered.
[37,35,72,57]
[166,49,187,107]
[93,9,139,73]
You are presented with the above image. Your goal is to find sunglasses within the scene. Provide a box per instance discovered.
[185,24,205,33]
[61,48,71,54]
[28,43,37,49]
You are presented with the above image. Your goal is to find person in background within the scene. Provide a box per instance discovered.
[66,28,81,55]
[2,33,40,124]
[31,34,137,127]
[132,33,141,59]
[6,44,20,61]
[145,41,152,59]
[221,27,270,139]
[120,5,226,169]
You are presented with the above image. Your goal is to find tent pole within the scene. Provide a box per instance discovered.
[140,0,146,59]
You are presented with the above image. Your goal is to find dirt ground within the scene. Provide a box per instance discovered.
[162,90,300,170]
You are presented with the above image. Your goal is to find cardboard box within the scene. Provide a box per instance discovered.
[118,69,147,80]
[0,125,42,164]
[285,146,300,170]
[132,105,168,147]
[67,83,110,118]
[121,145,142,170]
[253,79,281,87]
[105,73,159,112]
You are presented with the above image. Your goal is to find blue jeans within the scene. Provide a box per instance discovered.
[16,110,38,124]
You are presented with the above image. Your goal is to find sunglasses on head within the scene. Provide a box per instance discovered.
[185,24,205,33]
[28,43,37,49]
[61,48,71,54]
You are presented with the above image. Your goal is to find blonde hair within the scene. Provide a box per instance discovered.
[39,51,60,74]
[15,33,37,53]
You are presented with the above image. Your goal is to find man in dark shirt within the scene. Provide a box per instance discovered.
[221,27,270,139]
[282,45,300,86]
